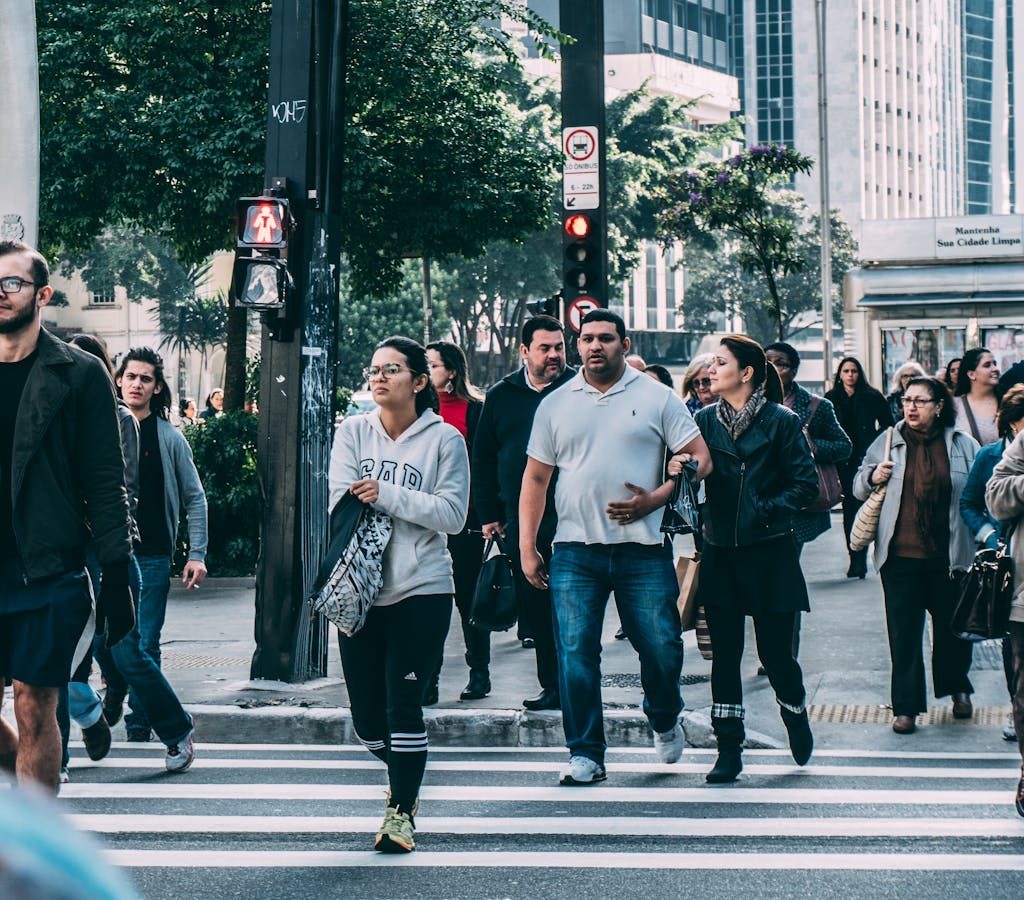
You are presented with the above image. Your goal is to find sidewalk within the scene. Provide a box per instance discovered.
[54,519,1019,751]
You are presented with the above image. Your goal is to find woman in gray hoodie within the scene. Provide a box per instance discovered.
[328,336,469,853]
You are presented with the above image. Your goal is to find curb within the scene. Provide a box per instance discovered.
[185,704,783,750]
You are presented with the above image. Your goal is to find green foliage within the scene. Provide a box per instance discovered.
[184,412,261,576]
[36,1,271,265]
[658,145,816,340]
[679,192,858,344]
[336,260,451,390]
[245,352,261,405]
[342,3,562,298]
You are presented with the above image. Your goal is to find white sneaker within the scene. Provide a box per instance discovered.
[1004,713,1017,742]
[654,722,685,763]
[59,767,71,784]
[165,732,196,773]
[559,755,607,785]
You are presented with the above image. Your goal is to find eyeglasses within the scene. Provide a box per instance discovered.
[0,277,37,294]
[694,378,712,389]
[901,397,937,408]
[363,363,412,381]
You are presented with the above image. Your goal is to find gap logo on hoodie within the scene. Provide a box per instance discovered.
[360,458,423,490]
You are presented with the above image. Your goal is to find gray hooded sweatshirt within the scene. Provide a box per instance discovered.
[328,408,469,606]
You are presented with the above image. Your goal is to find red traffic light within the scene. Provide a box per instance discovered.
[237,197,291,249]
[564,214,592,240]
[243,203,284,246]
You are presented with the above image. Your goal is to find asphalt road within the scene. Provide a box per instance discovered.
[57,741,1024,899]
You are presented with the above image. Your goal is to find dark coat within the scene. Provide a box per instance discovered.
[696,401,819,548]
[470,366,575,541]
[6,328,132,581]
[784,384,853,543]
[824,385,893,489]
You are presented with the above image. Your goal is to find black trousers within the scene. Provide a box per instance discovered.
[338,593,452,813]
[879,556,974,717]
[1007,623,1024,762]
[705,606,806,742]
[506,522,558,693]
[447,527,490,672]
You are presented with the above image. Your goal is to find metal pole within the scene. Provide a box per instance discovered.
[422,256,432,344]
[815,0,833,392]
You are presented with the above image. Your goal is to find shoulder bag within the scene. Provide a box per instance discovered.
[310,496,392,637]
[952,537,1015,641]
[849,427,894,552]
[469,534,519,632]
[805,395,843,513]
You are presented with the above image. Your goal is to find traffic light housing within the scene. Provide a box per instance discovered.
[562,213,600,302]
[233,196,295,311]
[526,292,562,319]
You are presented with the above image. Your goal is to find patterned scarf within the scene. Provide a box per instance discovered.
[717,384,767,441]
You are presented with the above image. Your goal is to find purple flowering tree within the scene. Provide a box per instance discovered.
[658,144,814,340]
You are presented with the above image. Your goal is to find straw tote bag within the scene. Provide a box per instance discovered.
[849,428,894,552]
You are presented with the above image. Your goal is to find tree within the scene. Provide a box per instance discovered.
[658,144,815,340]
[430,82,740,384]
[678,191,858,344]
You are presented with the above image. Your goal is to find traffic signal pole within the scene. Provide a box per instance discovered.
[251,0,347,681]
[559,0,607,325]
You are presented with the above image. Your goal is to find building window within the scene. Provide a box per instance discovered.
[645,244,659,330]
[87,290,116,306]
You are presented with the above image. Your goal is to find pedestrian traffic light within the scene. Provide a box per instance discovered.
[563,213,600,302]
[233,196,295,311]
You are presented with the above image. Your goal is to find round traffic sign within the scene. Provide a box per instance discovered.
[564,128,596,162]
[567,296,601,332]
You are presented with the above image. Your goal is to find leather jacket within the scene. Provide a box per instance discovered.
[696,401,819,548]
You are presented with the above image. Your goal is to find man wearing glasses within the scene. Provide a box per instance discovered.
[0,241,135,791]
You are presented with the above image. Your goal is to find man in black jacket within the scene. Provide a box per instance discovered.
[472,315,574,710]
[0,241,134,791]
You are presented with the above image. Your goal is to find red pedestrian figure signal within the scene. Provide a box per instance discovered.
[244,203,284,246]
[564,214,591,239]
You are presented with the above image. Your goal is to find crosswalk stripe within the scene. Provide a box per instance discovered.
[103,849,1024,870]
[56,783,1011,804]
[75,742,1024,761]
[69,814,1024,838]
[65,757,1020,779]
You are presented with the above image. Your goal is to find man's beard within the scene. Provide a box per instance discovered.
[0,301,36,335]
[530,361,564,384]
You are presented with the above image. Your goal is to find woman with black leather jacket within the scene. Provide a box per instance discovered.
[669,335,818,784]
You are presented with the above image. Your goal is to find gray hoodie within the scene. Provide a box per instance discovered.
[328,408,469,606]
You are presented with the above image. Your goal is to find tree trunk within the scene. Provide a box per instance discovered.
[222,294,249,412]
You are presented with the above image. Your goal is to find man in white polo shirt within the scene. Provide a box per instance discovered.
[519,310,712,785]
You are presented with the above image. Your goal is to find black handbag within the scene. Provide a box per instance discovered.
[952,546,1015,641]
[660,460,701,536]
[311,491,365,599]
[469,534,518,632]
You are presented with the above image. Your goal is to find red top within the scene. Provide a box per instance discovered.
[438,391,469,439]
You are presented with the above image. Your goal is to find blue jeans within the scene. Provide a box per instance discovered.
[549,541,684,766]
[124,555,173,734]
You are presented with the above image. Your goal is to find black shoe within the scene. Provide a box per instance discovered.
[520,637,536,649]
[706,747,743,783]
[523,688,560,711]
[846,562,868,579]
[459,670,491,701]
[614,627,627,640]
[126,729,153,743]
[1016,775,1024,818]
[82,716,112,762]
[102,691,125,728]
[756,665,768,676]
[781,708,813,766]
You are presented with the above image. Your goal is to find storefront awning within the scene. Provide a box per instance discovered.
[860,291,1024,306]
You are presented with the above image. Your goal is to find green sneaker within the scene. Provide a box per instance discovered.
[375,806,415,853]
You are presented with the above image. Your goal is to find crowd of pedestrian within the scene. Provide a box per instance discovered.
[4,236,1024,858]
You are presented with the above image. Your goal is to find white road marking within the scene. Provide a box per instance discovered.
[65,757,1020,779]
[73,742,1024,761]
[70,814,1024,838]
[55,783,1012,804]
[103,849,1024,870]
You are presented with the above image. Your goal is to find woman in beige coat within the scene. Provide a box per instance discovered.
[982,430,1024,817]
